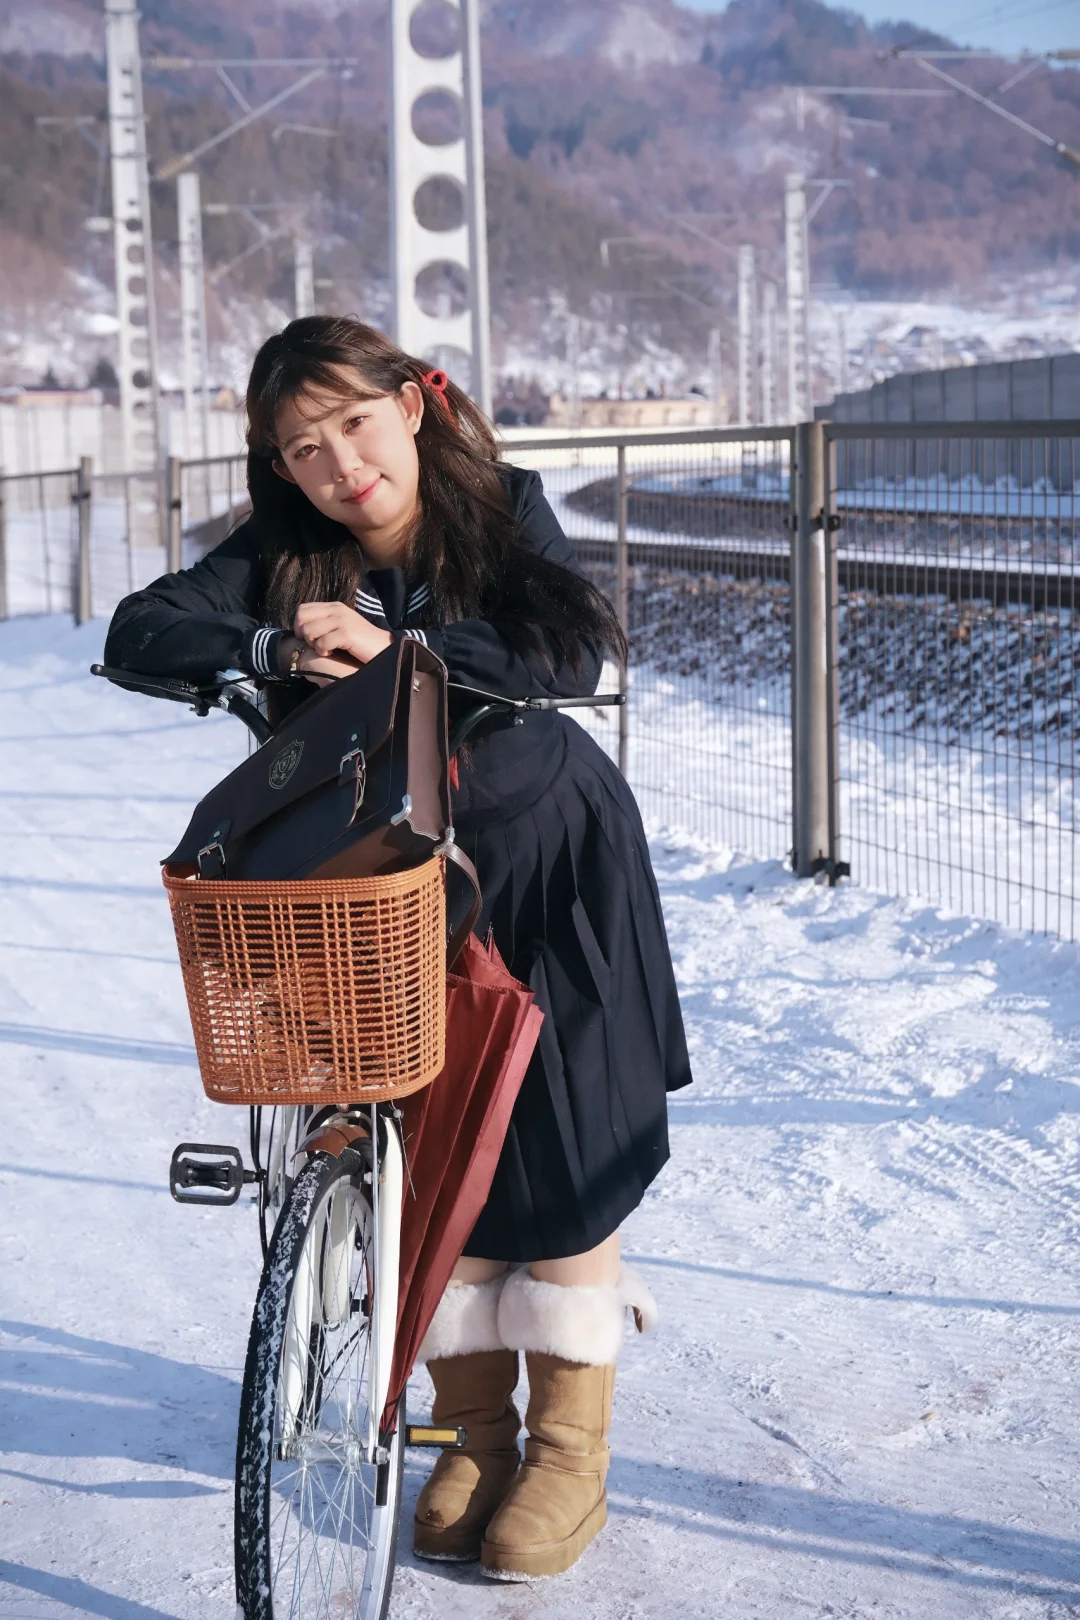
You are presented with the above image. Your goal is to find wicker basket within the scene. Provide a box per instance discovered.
[163,858,446,1106]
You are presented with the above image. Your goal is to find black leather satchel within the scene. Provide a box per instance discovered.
[166,637,457,884]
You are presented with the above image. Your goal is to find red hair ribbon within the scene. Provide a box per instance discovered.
[420,368,451,414]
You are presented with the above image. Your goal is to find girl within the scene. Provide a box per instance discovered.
[105,316,691,1581]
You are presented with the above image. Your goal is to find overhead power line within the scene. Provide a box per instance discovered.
[805,86,952,96]
[147,56,358,70]
[154,66,331,180]
[906,54,1080,170]
[902,49,1080,61]
[947,0,1076,30]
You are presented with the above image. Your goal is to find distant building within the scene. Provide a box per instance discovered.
[820,353,1080,423]
[547,393,718,429]
[0,386,104,408]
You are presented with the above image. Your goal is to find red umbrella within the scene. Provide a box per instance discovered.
[382,932,543,1427]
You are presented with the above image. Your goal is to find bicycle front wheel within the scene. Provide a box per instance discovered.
[235,1145,404,1620]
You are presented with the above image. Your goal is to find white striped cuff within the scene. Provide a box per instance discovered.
[248,626,281,678]
[403,627,428,647]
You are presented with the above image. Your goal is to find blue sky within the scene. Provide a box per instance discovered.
[680,0,1078,56]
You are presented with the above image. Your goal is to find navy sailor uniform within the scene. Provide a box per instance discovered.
[105,463,692,1260]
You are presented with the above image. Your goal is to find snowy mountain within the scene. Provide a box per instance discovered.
[0,0,1076,395]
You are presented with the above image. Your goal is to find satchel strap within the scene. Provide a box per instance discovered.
[442,842,483,968]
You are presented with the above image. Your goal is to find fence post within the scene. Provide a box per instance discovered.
[75,455,93,626]
[791,421,832,877]
[167,455,183,574]
[615,443,629,776]
[0,469,7,622]
[823,430,842,881]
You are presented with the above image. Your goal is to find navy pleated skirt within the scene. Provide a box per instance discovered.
[454,718,692,1262]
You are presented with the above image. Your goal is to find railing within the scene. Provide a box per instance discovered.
[3,420,1079,942]
[0,454,250,622]
[508,428,796,864]
[172,454,249,561]
[0,465,84,620]
[823,420,1080,941]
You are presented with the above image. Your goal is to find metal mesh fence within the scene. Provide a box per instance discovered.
[7,423,1080,945]
[0,459,251,624]
[89,471,167,614]
[826,422,1080,940]
[508,430,794,860]
[180,454,249,548]
[1,469,80,616]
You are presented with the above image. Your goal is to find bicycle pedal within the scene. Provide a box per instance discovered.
[169,1142,258,1207]
[406,1425,467,1449]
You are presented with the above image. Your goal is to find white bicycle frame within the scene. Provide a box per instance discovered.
[275,1106,404,1464]
[368,1104,403,1461]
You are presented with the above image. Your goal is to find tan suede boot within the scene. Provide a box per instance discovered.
[479,1265,657,1580]
[412,1276,521,1563]
[413,1350,521,1560]
[480,1350,614,1579]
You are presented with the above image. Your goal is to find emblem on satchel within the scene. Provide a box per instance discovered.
[269,739,304,789]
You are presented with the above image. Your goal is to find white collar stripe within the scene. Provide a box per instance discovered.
[353,583,428,627]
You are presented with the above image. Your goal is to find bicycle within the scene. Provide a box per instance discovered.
[92,659,623,1620]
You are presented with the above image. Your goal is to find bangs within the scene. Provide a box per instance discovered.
[249,357,388,455]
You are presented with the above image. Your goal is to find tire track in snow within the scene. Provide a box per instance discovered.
[903,1119,1080,1239]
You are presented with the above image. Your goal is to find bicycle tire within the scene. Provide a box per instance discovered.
[253,1104,313,1259]
[235,1146,405,1620]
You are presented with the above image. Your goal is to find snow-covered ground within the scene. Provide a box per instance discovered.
[3,618,1080,1619]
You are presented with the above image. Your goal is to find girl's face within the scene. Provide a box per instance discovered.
[272,369,425,555]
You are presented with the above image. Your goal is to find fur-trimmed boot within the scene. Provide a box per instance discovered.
[479,1265,657,1580]
[412,1274,521,1562]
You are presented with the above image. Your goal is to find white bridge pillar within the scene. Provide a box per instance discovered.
[105,0,161,538]
[389,0,491,416]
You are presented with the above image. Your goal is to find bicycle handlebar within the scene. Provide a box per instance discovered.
[91,664,274,744]
[91,663,625,755]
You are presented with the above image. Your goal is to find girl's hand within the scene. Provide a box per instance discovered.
[294,601,394,666]
[277,633,363,688]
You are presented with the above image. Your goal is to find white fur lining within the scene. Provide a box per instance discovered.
[620,1263,659,1337]
[416,1274,508,1363]
[497,1264,658,1365]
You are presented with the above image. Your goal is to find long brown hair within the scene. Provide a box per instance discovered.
[244,316,626,669]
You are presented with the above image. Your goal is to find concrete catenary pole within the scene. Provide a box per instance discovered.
[105,0,161,540]
[460,0,491,415]
[785,173,812,421]
[737,244,756,426]
[760,280,778,426]
[177,171,210,461]
[389,0,492,415]
[708,326,723,426]
[566,313,581,430]
[294,236,315,318]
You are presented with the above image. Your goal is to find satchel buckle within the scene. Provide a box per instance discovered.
[340,747,367,826]
[197,839,226,879]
